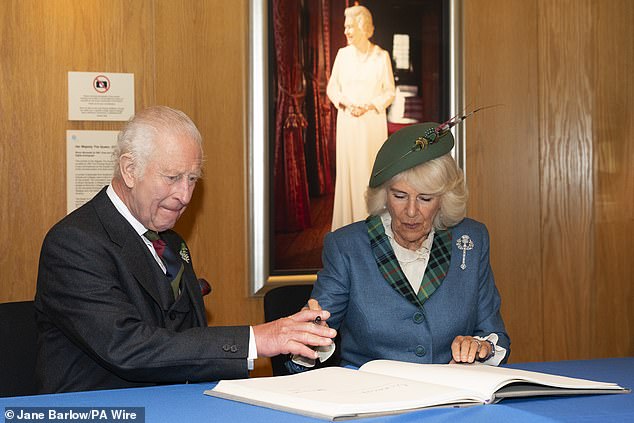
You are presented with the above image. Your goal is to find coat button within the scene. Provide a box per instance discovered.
[413,312,424,324]
[230,345,238,353]
[169,312,176,320]
[222,344,231,352]
[415,345,426,356]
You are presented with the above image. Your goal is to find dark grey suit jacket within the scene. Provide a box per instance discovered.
[35,188,249,393]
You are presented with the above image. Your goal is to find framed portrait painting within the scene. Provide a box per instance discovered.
[248,0,465,295]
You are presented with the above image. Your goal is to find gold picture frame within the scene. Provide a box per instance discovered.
[247,0,465,296]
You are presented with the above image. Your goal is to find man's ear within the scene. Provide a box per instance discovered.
[119,153,137,188]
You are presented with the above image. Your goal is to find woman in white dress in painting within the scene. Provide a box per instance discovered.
[327,4,395,231]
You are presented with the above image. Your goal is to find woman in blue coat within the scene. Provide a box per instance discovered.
[307,122,510,369]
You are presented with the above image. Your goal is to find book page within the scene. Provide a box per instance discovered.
[360,360,624,402]
[208,367,482,420]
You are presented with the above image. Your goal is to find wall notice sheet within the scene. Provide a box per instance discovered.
[66,130,119,214]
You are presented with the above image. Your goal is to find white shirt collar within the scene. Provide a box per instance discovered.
[379,212,434,292]
[106,185,148,236]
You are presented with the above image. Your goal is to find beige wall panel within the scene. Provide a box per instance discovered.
[538,0,596,360]
[2,0,632,377]
[464,0,543,362]
[153,1,269,375]
[592,1,634,357]
[0,0,154,302]
[154,0,257,324]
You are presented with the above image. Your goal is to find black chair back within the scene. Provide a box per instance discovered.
[263,285,340,375]
[0,301,38,397]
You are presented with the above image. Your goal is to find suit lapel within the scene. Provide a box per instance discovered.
[367,215,452,309]
[162,233,207,325]
[92,187,207,324]
[91,188,166,308]
[367,215,423,308]
[416,229,452,303]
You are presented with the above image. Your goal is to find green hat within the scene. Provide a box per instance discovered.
[369,122,454,187]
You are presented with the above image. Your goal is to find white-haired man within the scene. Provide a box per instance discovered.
[35,106,335,393]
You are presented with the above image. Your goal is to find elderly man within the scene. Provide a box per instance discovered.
[35,106,335,393]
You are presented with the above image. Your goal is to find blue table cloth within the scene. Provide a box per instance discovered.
[2,358,632,422]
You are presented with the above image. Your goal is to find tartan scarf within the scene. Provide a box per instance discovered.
[366,215,452,309]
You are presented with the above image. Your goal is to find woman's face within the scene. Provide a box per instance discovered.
[386,180,441,250]
[344,16,366,46]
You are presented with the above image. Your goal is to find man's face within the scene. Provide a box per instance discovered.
[127,133,202,232]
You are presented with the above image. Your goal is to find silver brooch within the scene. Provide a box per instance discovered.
[456,235,474,270]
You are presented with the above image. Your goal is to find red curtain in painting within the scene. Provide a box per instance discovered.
[303,0,334,196]
[273,0,311,232]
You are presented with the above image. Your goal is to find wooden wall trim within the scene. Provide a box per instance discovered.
[538,0,596,360]
[464,0,543,363]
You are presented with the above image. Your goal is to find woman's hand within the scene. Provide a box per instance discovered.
[304,299,328,327]
[349,104,376,117]
[449,335,493,363]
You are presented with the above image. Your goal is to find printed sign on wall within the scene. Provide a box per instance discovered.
[68,72,134,121]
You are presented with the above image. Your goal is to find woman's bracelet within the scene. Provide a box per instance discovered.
[477,339,496,362]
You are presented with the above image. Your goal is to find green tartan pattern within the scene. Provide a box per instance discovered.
[366,215,452,309]
[417,228,452,303]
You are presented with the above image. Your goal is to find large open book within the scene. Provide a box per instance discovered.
[204,360,629,421]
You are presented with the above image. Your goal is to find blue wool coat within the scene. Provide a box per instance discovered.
[311,217,510,368]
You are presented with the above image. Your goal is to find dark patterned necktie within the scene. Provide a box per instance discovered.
[144,230,183,300]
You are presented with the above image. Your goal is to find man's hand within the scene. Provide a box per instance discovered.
[253,308,336,359]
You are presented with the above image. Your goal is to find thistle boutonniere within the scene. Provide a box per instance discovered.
[179,242,190,263]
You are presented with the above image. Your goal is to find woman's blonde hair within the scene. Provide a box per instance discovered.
[344,5,374,39]
[366,153,468,230]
